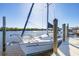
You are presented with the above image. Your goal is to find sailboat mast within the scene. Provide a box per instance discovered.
[21,3,34,37]
[47,3,49,35]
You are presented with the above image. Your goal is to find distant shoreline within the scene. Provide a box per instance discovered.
[0,29,47,31]
[0,28,52,31]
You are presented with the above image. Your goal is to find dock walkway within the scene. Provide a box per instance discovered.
[52,37,79,56]
[0,44,25,56]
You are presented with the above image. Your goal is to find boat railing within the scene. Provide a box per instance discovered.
[8,34,40,46]
[7,34,23,46]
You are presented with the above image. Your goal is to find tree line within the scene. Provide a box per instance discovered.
[0,27,47,31]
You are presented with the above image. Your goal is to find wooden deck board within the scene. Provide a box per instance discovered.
[0,44,25,56]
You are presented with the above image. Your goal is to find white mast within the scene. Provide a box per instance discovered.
[47,3,49,35]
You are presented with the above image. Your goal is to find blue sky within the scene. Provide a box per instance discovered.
[0,3,79,28]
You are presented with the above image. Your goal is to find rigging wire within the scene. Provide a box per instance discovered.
[42,4,43,29]
[27,4,45,29]
[53,3,56,19]
[41,4,44,34]
[28,21,42,28]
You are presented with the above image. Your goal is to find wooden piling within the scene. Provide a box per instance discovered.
[53,18,58,54]
[2,16,6,56]
[67,24,69,38]
[62,24,66,41]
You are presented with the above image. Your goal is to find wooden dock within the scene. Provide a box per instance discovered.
[52,37,79,56]
[0,44,25,56]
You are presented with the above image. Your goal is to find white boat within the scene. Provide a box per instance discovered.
[19,33,61,55]
[20,3,63,55]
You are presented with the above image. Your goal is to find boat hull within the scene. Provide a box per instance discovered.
[20,41,53,55]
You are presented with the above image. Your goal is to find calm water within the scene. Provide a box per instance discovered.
[0,31,47,48]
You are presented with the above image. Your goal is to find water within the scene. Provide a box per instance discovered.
[0,31,47,48]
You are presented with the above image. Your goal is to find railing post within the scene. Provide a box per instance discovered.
[2,16,6,56]
[53,18,58,54]
[62,24,66,41]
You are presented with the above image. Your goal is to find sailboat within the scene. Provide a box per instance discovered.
[19,3,62,55]
[9,3,62,55]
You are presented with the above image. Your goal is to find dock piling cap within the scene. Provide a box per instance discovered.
[53,18,58,22]
[3,16,6,18]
